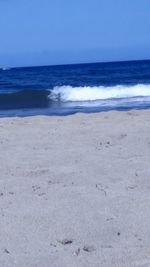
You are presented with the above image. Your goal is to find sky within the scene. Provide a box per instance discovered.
[0,0,150,67]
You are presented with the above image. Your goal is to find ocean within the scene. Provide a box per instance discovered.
[0,60,150,117]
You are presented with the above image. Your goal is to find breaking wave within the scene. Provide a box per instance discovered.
[1,84,150,111]
[50,84,150,102]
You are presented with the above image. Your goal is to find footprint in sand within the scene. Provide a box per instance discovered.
[136,264,150,267]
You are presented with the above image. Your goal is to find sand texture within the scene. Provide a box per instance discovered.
[0,110,150,267]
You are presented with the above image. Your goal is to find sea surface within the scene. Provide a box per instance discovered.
[0,60,150,117]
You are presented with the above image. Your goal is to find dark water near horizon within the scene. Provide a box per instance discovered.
[0,60,150,117]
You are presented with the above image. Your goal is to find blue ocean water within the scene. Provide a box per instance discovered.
[0,60,150,117]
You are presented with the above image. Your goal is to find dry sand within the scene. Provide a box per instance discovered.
[0,110,150,267]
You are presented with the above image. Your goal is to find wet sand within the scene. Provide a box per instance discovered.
[0,110,150,267]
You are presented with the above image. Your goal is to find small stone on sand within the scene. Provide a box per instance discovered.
[83,245,95,252]
[58,239,73,245]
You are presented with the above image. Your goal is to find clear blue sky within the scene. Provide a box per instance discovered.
[0,0,150,67]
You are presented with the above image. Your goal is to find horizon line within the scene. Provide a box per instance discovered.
[2,58,150,70]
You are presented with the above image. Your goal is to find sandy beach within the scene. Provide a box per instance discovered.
[0,110,150,267]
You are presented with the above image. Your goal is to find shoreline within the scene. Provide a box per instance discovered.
[0,109,150,267]
[0,107,149,119]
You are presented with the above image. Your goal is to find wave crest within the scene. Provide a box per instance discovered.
[50,84,150,102]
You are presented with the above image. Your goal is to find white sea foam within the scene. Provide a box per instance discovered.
[50,84,150,102]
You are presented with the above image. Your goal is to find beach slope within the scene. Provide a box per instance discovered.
[0,110,150,267]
